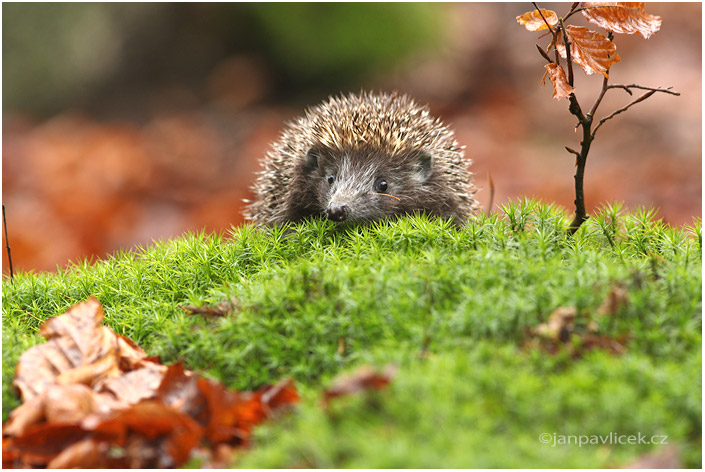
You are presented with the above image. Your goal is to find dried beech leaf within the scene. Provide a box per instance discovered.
[3,395,45,437]
[322,365,397,407]
[597,285,630,316]
[116,333,157,370]
[11,424,90,464]
[580,334,626,355]
[47,438,113,469]
[4,384,125,437]
[179,301,234,318]
[13,298,118,401]
[557,25,621,77]
[582,2,661,39]
[91,401,204,468]
[95,363,166,404]
[544,63,575,100]
[43,384,99,424]
[259,377,300,412]
[2,437,20,468]
[155,362,202,415]
[516,9,558,31]
[532,306,577,343]
[198,377,266,445]
[3,297,299,469]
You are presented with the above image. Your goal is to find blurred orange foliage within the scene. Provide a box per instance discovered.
[2,3,700,273]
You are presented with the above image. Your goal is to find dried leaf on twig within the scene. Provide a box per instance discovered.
[544,63,576,100]
[557,25,621,77]
[582,2,662,39]
[516,9,558,31]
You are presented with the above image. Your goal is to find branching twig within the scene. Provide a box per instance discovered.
[592,90,656,137]
[606,84,680,96]
[529,2,680,235]
[589,72,610,117]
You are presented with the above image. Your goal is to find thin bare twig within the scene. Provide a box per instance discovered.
[558,18,574,87]
[486,171,495,216]
[3,204,13,281]
[589,73,611,117]
[606,84,680,96]
[532,2,555,34]
[592,90,657,137]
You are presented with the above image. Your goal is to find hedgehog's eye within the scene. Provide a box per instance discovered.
[327,174,335,185]
[375,178,388,193]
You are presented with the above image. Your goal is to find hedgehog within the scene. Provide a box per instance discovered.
[245,91,479,226]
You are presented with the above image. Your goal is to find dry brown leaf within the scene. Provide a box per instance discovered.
[322,364,397,408]
[582,2,661,39]
[259,377,300,413]
[597,285,630,316]
[14,298,119,401]
[532,306,577,343]
[47,438,113,468]
[91,401,204,468]
[580,333,626,355]
[95,362,166,405]
[4,384,124,437]
[557,25,621,77]
[544,63,575,100]
[3,297,299,469]
[12,297,165,410]
[8,423,90,465]
[516,9,559,31]
[179,301,234,317]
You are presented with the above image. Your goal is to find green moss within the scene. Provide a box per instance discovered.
[2,200,701,467]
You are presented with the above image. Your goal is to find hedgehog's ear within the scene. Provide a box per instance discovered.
[304,147,321,172]
[414,151,433,182]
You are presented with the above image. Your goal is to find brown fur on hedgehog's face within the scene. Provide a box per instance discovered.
[303,145,437,223]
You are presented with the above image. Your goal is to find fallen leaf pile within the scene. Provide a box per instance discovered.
[2,297,299,468]
[524,285,630,357]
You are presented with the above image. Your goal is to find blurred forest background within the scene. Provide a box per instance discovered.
[2,2,701,273]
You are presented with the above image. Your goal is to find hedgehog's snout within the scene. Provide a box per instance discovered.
[326,203,349,222]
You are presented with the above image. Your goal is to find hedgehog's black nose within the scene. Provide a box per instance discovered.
[326,204,348,222]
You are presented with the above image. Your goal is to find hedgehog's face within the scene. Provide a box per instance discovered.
[304,146,434,223]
